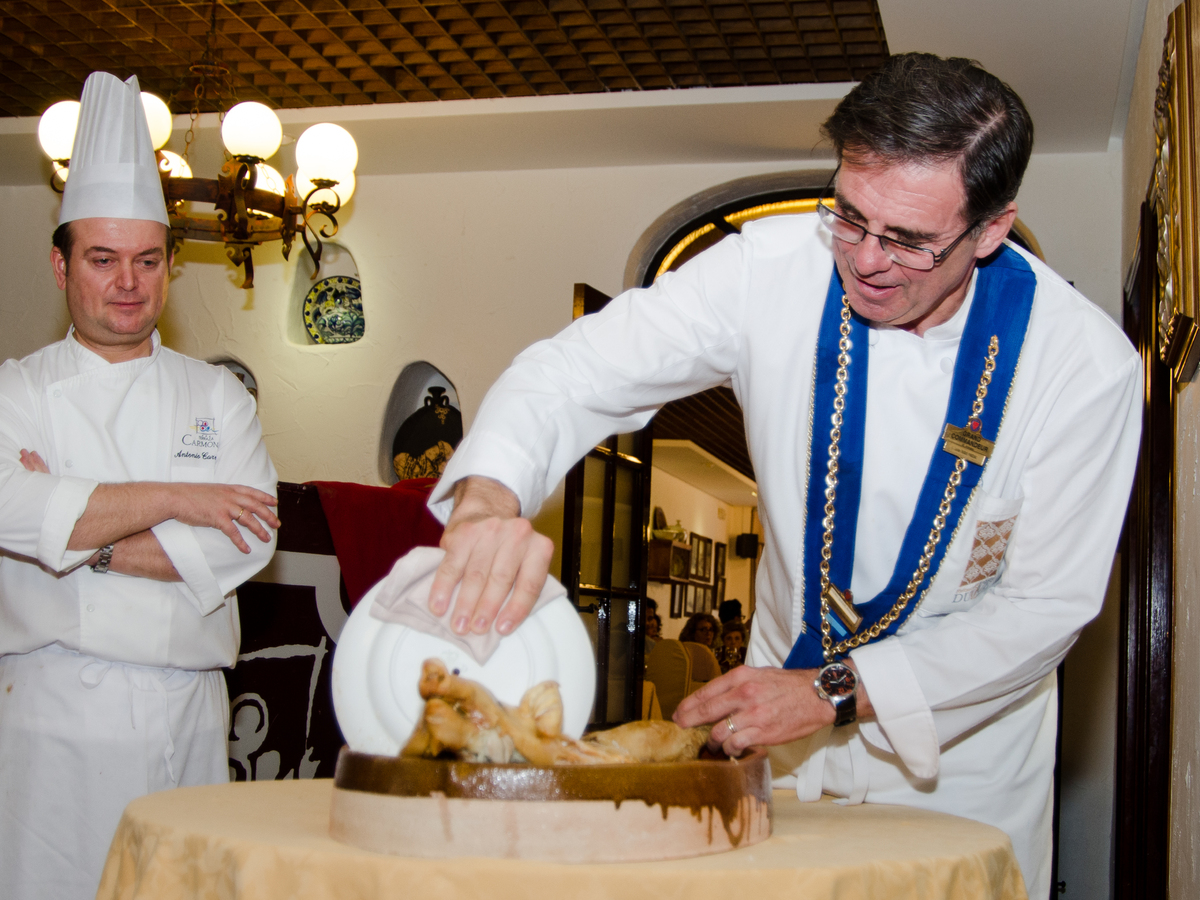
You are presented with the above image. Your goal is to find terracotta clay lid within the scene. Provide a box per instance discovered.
[330,746,774,862]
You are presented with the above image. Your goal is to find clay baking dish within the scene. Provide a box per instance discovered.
[329,746,773,862]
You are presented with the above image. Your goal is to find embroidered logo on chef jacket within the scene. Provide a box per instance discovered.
[174,416,220,463]
[953,515,1017,603]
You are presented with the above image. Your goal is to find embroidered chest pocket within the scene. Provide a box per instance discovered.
[913,490,1023,620]
[952,492,1023,606]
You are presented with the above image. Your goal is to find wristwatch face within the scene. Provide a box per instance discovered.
[819,663,856,699]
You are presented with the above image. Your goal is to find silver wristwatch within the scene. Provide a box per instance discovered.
[814,661,858,727]
[91,544,115,574]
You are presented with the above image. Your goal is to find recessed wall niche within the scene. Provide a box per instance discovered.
[287,241,365,346]
[378,362,463,484]
[211,358,259,403]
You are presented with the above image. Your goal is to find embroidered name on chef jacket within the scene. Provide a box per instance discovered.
[174,416,220,463]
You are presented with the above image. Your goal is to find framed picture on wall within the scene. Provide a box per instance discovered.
[1153,2,1200,385]
[715,542,726,580]
[690,534,713,580]
[716,578,726,607]
[670,583,684,619]
[684,584,697,615]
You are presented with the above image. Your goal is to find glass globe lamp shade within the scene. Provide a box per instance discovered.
[254,163,286,196]
[140,93,173,150]
[157,150,192,179]
[296,169,355,206]
[248,164,286,215]
[221,102,283,160]
[38,100,81,161]
[295,123,358,183]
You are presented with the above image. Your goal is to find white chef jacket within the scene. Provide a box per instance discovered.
[430,214,1141,899]
[0,327,278,900]
[0,328,278,669]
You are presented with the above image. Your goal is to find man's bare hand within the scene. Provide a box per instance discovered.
[429,476,554,636]
[20,449,49,473]
[673,663,873,757]
[63,481,279,554]
[166,483,280,553]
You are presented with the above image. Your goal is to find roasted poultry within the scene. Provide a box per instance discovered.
[402,658,712,764]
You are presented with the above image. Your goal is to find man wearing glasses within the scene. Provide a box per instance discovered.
[427,53,1141,899]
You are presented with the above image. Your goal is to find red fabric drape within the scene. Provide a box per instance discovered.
[309,478,444,608]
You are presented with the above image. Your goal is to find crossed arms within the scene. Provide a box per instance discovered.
[18,448,278,581]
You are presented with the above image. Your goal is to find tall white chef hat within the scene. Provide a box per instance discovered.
[58,71,169,227]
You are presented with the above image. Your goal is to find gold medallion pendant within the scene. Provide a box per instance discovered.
[822,582,861,633]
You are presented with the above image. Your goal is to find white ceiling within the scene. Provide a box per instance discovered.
[653,440,759,508]
[0,0,1149,185]
[879,0,1149,152]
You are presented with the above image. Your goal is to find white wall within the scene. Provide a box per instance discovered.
[1,143,1125,485]
[1017,148,1124,322]
[647,466,753,641]
[1,159,826,480]
[1057,565,1122,900]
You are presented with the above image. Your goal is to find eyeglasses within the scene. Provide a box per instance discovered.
[816,170,981,271]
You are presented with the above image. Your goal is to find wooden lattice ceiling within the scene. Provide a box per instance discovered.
[0,0,888,117]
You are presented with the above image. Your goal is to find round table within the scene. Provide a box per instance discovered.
[96,780,1027,900]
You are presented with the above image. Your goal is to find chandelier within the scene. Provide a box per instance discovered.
[35,22,358,290]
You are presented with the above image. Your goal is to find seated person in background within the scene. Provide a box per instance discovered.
[678,613,722,683]
[719,622,749,673]
[645,611,662,652]
[679,612,719,649]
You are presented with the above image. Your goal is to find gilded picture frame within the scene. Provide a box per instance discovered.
[1153,0,1200,385]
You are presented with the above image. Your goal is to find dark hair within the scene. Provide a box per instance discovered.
[821,53,1033,225]
[52,220,177,272]
[718,599,743,623]
[679,613,720,645]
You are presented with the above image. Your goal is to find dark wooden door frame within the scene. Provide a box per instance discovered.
[561,283,653,728]
[1114,200,1174,900]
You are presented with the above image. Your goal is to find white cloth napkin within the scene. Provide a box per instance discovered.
[368,546,565,664]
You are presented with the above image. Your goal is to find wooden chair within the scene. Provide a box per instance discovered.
[682,641,721,686]
[645,639,693,720]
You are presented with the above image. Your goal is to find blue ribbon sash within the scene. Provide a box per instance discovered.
[784,246,1037,669]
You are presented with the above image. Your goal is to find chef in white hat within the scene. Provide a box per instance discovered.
[0,72,280,900]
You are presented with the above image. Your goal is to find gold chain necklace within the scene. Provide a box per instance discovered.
[818,295,999,662]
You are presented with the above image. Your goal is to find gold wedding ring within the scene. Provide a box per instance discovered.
[236,508,245,522]
[726,715,738,735]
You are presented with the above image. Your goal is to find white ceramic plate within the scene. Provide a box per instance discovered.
[332,581,596,756]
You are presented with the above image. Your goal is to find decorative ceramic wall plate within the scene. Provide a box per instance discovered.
[303,275,365,344]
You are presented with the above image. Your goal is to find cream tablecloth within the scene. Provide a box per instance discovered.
[96,780,1027,900]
